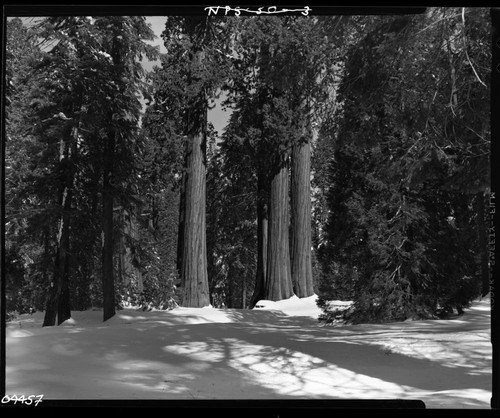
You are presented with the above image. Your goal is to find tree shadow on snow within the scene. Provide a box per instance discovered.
[6,306,491,406]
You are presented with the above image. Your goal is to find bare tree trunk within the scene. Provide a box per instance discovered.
[227,262,235,308]
[102,133,115,322]
[181,96,210,307]
[43,128,77,326]
[291,139,314,297]
[176,152,187,281]
[265,161,293,301]
[43,189,72,326]
[57,193,71,325]
[117,210,126,286]
[242,273,247,309]
[206,159,219,306]
[43,253,61,327]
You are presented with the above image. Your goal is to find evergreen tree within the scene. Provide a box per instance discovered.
[159,16,232,307]
[225,17,296,303]
[5,16,157,324]
[318,8,490,323]
[90,16,158,321]
[226,16,343,303]
[285,17,344,298]
[4,18,51,318]
[134,106,183,310]
[206,123,257,308]
[218,93,269,308]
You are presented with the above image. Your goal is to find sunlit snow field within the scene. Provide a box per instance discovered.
[6,295,492,408]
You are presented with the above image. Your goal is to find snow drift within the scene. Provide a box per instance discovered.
[5,294,492,408]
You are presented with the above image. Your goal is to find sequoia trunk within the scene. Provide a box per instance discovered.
[291,139,314,297]
[176,150,187,280]
[265,161,293,301]
[181,97,210,307]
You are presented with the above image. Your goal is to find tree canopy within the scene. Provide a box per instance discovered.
[4,8,491,325]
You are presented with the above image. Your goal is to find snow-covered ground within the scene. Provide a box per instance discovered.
[5,295,492,408]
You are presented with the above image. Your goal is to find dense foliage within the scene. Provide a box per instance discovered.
[4,8,490,325]
[316,9,490,323]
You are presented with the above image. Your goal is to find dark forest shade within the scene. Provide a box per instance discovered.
[249,170,269,308]
[5,10,490,324]
[101,132,116,322]
[43,127,77,327]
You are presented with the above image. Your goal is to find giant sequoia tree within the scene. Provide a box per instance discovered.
[159,16,231,307]
[226,16,343,303]
[286,17,343,298]
[6,10,488,324]
[226,17,296,303]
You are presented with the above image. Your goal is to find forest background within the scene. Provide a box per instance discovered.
[2,7,492,327]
